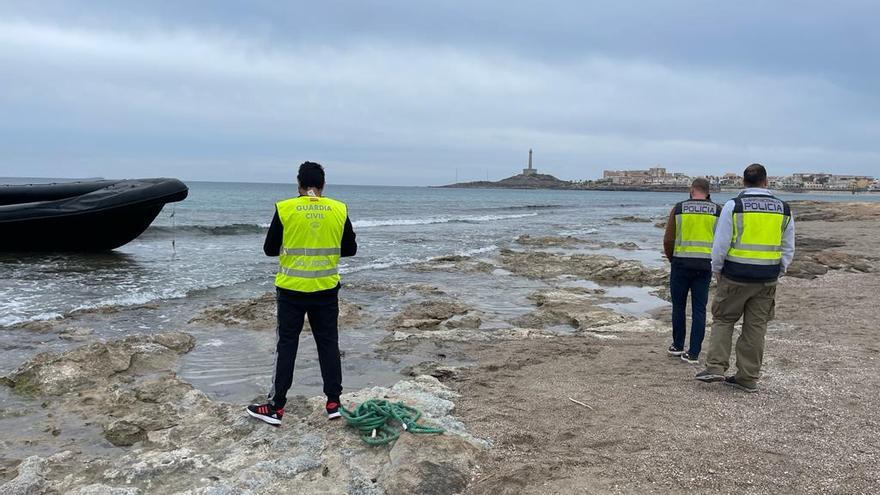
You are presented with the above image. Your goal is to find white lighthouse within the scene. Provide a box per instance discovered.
[522,149,537,176]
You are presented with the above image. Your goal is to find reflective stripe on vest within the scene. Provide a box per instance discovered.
[280,247,342,256]
[673,200,720,260]
[725,195,789,266]
[275,196,348,292]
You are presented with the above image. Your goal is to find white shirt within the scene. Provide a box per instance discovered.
[711,188,796,274]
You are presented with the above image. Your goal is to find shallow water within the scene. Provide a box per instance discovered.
[2,184,877,404]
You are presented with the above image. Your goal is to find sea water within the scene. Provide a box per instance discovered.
[1,181,877,400]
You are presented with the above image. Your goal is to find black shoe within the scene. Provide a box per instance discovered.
[694,370,725,382]
[724,376,758,393]
[680,353,699,364]
[246,403,284,426]
[667,345,684,356]
[326,400,341,420]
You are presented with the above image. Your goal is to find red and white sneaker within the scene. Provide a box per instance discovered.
[246,403,284,426]
[326,401,341,420]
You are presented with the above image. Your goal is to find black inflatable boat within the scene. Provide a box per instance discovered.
[0,178,188,251]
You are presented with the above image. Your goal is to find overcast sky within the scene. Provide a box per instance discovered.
[1,1,878,185]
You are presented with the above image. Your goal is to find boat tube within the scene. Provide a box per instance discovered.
[0,178,188,251]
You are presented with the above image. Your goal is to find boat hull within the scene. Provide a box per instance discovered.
[0,178,188,251]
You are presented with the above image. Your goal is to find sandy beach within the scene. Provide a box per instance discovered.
[454,200,880,494]
[1,200,878,494]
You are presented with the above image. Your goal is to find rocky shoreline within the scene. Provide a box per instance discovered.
[2,200,878,494]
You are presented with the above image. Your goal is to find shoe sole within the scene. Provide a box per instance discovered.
[681,356,699,364]
[723,381,758,393]
[246,407,282,426]
[694,374,725,383]
[667,350,684,356]
[327,411,341,420]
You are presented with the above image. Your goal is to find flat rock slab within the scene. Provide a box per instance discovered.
[388,300,472,330]
[189,292,362,330]
[1,332,195,396]
[510,288,632,330]
[0,335,484,495]
[499,249,667,286]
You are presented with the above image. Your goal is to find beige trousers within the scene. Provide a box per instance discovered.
[705,275,777,386]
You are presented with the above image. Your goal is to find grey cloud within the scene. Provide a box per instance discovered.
[0,2,878,184]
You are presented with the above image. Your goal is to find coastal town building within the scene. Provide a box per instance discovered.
[602,167,689,186]
[787,173,874,191]
[599,167,876,192]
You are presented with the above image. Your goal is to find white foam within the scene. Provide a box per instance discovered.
[457,245,499,256]
[70,289,189,313]
[0,312,63,328]
[353,212,538,228]
[558,227,598,236]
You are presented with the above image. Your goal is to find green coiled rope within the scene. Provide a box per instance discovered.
[340,399,445,446]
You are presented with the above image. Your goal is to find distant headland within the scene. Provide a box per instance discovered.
[436,149,690,192]
[437,150,879,193]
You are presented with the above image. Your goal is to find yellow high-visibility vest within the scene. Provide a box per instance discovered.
[274,195,347,292]
[723,193,791,280]
[673,200,720,260]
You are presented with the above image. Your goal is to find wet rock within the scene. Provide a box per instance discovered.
[388,300,470,330]
[15,320,57,332]
[69,303,160,318]
[614,215,652,223]
[791,200,880,222]
[2,332,196,396]
[189,293,362,330]
[511,289,631,330]
[344,281,406,295]
[67,485,140,495]
[1,456,47,495]
[103,421,146,447]
[58,327,95,341]
[443,314,482,330]
[384,326,556,346]
[379,433,479,495]
[499,249,668,286]
[409,255,496,274]
[402,362,461,382]
[616,241,640,250]
[796,236,846,252]
[406,284,446,295]
[586,318,668,334]
[812,252,874,272]
[516,234,585,247]
[189,293,276,329]
[785,234,876,279]
[0,335,484,495]
[654,219,668,229]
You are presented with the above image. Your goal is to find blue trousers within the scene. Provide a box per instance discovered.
[670,264,712,356]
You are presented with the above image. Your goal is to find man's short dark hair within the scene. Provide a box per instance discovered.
[743,163,767,187]
[691,177,711,194]
[298,161,325,189]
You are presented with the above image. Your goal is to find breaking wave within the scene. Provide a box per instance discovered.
[353,212,538,228]
[145,212,541,235]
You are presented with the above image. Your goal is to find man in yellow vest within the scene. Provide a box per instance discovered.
[662,178,720,364]
[695,164,795,392]
[247,162,357,425]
